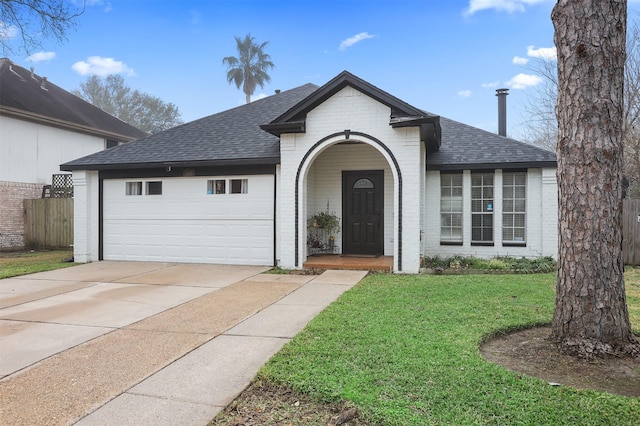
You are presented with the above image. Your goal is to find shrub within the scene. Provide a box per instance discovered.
[422,255,557,274]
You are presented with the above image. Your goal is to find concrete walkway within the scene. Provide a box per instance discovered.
[0,262,367,425]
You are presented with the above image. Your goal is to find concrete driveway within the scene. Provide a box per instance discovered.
[0,261,366,425]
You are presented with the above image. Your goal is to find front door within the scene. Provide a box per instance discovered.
[342,170,384,255]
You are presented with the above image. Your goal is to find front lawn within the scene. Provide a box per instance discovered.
[0,249,74,279]
[249,272,639,425]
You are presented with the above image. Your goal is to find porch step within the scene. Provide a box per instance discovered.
[303,255,393,272]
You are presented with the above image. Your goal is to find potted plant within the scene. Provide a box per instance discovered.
[308,209,340,236]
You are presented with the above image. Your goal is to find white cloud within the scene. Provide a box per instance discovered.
[482,81,500,88]
[251,93,268,102]
[512,56,529,65]
[465,0,548,16]
[71,56,135,77]
[26,51,56,62]
[0,22,18,40]
[506,73,542,89]
[339,32,376,51]
[458,90,472,98]
[526,45,557,60]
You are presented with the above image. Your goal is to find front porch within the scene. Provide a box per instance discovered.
[303,254,393,272]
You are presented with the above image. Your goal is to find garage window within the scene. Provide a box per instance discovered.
[146,181,163,195]
[207,179,226,194]
[126,182,142,196]
[230,179,248,194]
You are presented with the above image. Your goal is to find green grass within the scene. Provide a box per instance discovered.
[259,272,640,425]
[0,249,75,279]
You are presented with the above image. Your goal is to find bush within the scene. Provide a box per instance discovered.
[422,255,557,274]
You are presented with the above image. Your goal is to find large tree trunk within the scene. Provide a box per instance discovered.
[551,0,639,359]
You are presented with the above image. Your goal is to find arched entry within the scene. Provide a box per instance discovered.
[294,130,403,271]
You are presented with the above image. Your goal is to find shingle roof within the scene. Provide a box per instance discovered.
[0,58,147,141]
[62,83,320,170]
[60,71,556,172]
[428,116,556,170]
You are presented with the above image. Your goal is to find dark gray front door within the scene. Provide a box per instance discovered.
[342,170,384,255]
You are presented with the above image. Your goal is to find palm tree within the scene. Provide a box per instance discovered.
[222,34,275,103]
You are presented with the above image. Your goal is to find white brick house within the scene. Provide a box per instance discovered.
[63,71,557,273]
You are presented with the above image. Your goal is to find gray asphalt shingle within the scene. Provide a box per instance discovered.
[429,116,556,170]
[60,73,556,171]
[0,58,147,141]
[62,83,319,170]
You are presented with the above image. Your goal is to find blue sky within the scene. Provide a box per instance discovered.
[5,0,640,139]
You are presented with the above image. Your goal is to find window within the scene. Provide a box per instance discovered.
[146,181,162,195]
[440,173,463,243]
[353,178,374,189]
[230,179,248,194]
[503,172,527,244]
[471,173,494,244]
[207,179,226,194]
[106,139,118,149]
[126,181,142,196]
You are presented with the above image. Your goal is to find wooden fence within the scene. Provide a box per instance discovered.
[23,198,73,249]
[623,199,640,266]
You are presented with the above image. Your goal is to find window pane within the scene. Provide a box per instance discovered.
[146,181,162,195]
[514,214,526,227]
[503,200,513,212]
[503,214,513,227]
[126,182,142,196]
[514,173,526,185]
[354,178,374,189]
[503,186,513,198]
[230,179,248,194]
[515,200,526,212]
[207,179,226,194]
[515,186,526,198]
[503,228,513,241]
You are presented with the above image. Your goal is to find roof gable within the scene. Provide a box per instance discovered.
[260,71,442,153]
[0,58,147,141]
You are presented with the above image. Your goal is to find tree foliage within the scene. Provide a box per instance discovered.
[1,0,85,56]
[222,33,275,104]
[551,0,639,359]
[73,75,183,134]
[520,17,640,198]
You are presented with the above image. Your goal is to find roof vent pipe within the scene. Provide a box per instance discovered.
[30,67,36,79]
[41,76,48,91]
[496,88,508,137]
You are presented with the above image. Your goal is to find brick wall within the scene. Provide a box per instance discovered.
[278,86,423,272]
[423,168,558,259]
[0,181,43,250]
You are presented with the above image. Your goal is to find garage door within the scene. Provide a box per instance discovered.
[102,175,274,265]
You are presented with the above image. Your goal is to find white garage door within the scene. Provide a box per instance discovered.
[102,175,274,265]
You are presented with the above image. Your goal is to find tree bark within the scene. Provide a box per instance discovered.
[551,0,639,358]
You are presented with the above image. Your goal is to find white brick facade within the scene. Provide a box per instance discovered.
[72,170,100,263]
[423,168,558,259]
[277,86,424,273]
[69,72,559,271]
